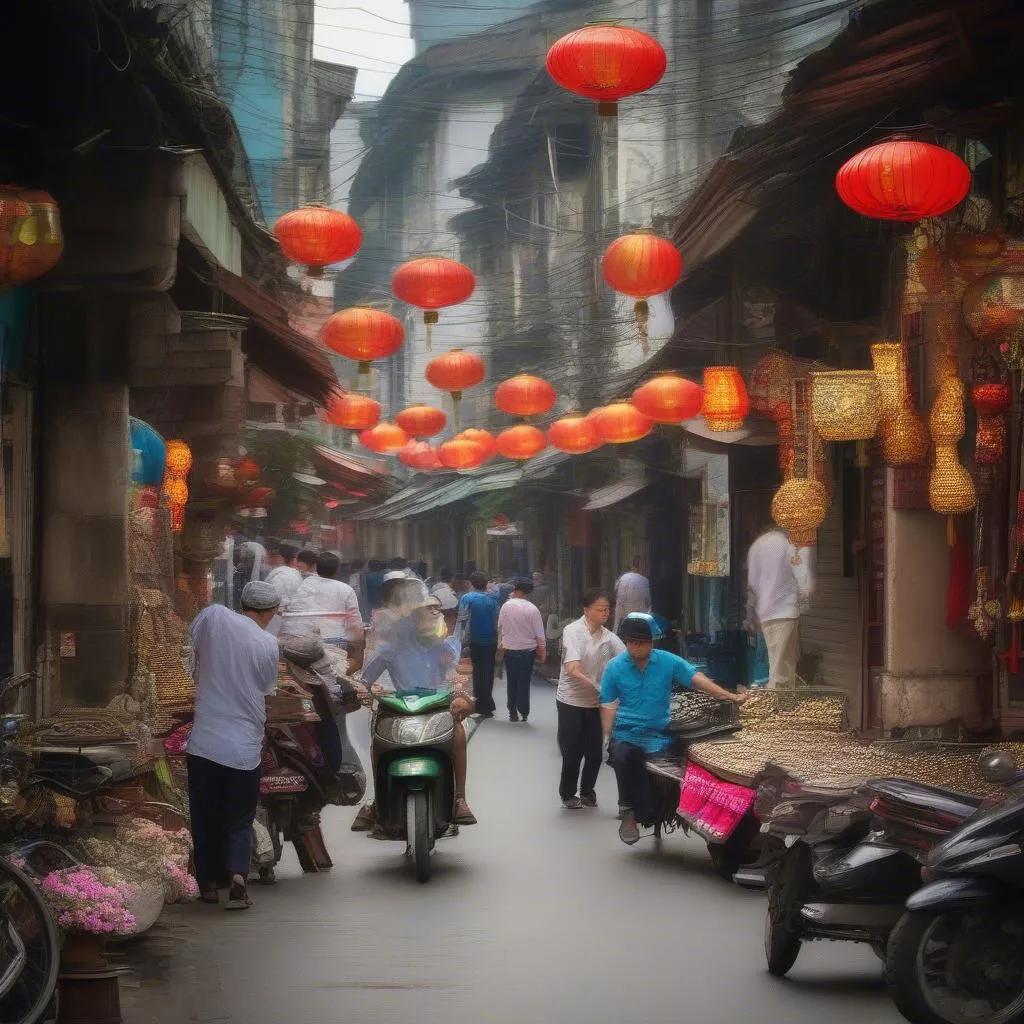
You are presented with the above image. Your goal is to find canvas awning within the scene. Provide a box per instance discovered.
[582,478,649,512]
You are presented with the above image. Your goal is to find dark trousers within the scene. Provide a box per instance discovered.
[187,753,261,886]
[469,642,498,714]
[609,739,655,822]
[557,702,603,801]
[504,650,535,718]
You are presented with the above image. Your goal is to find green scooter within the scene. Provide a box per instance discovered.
[370,690,459,883]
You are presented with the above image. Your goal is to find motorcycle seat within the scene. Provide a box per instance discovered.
[863,777,982,821]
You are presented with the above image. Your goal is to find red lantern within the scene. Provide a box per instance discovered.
[324,392,381,430]
[438,437,487,471]
[496,424,546,461]
[547,415,600,454]
[0,186,63,287]
[603,233,683,354]
[321,307,405,375]
[273,205,362,275]
[546,25,666,116]
[425,348,486,428]
[702,367,750,431]
[359,422,408,454]
[458,428,498,462]
[399,440,433,469]
[835,139,971,222]
[494,375,556,417]
[395,404,447,439]
[632,374,703,424]
[589,402,653,444]
[392,257,476,350]
[235,457,261,483]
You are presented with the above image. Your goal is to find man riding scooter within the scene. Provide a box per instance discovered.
[600,613,747,845]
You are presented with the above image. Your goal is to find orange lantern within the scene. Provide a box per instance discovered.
[702,367,750,431]
[324,392,381,431]
[632,374,702,424]
[399,440,433,469]
[458,428,498,461]
[273,205,362,275]
[395,404,447,439]
[162,477,189,506]
[425,348,486,427]
[496,424,546,460]
[0,186,63,287]
[589,402,653,444]
[321,307,405,376]
[164,439,193,475]
[547,414,600,454]
[494,375,556,418]
[392,257,476,350]
[602,233,683,354]
[835,139,971,222]
[546,25,666,117]
[359,422,408,454]
[438,437,487,471]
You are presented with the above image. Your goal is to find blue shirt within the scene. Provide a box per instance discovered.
[361,619,461,695]
[599,649,698,754]
[458,590,499,644]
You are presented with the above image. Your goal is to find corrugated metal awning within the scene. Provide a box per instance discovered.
[582,478,649,511]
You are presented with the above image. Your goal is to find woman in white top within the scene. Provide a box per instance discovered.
[556,589,625,809]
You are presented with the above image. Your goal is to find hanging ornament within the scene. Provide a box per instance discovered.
[631,373,702,424]
[494,374,557,418]
[395,404,447,439]
[457,428,498,462]
[835,139,971,222]
[321,306,405,388]
[0,185,63,287]
[273,204,362,276]
[495,424,546,460]
[399,440,438,470]
[546,25,666,117]
[324,392,381,431]
[438,437,487,471]
[359,422,408,454]
[164,439,193,476]
[425,348,486,428]
[602,233,682,355]
[588,402,653,444]
[809,370,881,442]
[392,257,476,351]
[970,353,1011,466]
[963,242,1024,372]
[771,478,829,548]
[547,414,601,454]
[702,367,749,431]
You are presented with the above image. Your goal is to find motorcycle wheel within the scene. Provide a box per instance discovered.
[407,790,431,884]
[885,909,1024,1024]
[764,845,809,978]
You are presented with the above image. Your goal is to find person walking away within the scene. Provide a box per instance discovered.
[601,613,746,844]
[745,526,803,689]
[556,589,624,809]
[296,549,317,577]
[430,567,458,612]
[186,581,281,909]
[497,578,546,723]
[347,557,372,625]
[613,563,651,629]
[265,541,303,604]
[364,558,385,611]
[458,571,499,717]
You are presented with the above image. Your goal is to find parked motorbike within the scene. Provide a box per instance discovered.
[884,751,1024,1024]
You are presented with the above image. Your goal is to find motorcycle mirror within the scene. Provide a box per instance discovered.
[977,747,1018,785]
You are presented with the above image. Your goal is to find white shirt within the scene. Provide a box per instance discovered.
[557,616,626,708]
[429,581,459,611]
[614,572,651,628]
[265,564,303,604]
[747,530,801,624]
[498,597,545,652]
[187,604,280,771]
[283,574,362,642]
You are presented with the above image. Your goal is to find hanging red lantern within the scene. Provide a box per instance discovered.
[395,404,447,439]
[602,233,683,354]
[702,367,750,431]
[235,457,261,484]
[496,424,546,460]
[458,428,498,462]
[425,348,486,427]
[546,25,666,117]
[835,139,971,222]
[494,375,556,417]
[438,437,487,471]
[273,205,362,275]
[392,257,476,350]
[589,402,653,444]
[324,392,381,431]
[399,440,432,469]
[632,374,703,424]
[321,307,405,375]
[547,415,601,454]
[0,186,63,287]
[359,422,409,454]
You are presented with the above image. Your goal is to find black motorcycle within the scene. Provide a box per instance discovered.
[884,759,1024,1024]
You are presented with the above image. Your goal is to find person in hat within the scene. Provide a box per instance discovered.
[186,581,282,910]
[600,613,747,846]
[497,577,546,723]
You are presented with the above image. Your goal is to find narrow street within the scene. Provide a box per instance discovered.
[122,677,900,1024]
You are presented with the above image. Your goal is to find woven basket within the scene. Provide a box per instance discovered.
[810,370,881,442]
[771,478,829,547]
[930,445,977,514]
[880,408,929,465]
[930,376,966,443]
[668,691,741,740]
[871,342,908,414]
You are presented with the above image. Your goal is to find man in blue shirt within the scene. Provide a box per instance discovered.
[600,613,746,845]
[458,571,500,717]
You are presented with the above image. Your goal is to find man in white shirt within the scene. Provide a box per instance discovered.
[429,567,459,612]
[497,578,546,722]
[264,541,303,604]
[187,581,281,910]
[746,526,804,689]
[614,565,652,630]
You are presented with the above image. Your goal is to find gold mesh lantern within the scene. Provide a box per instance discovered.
[930,375,966,443]
[809,370,880,442]
[871,342,928,465]
[771,478,829,547]
[930,445,976,515]
[881,408,929,465]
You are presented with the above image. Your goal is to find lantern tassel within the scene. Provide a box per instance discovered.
[635,299,650,356]
[947,514,957,547]
[424,310,439,352]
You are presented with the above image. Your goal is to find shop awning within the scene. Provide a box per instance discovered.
[582,478,649,511]
[311,444,393,498]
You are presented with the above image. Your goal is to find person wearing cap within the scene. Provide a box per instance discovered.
[600,613,747,845]
[265,540,303,605]
[186,581,282,909]
[429,567,458,612]
[497,578,546,723]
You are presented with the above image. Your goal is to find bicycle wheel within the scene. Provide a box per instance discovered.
[0,859,59,1024]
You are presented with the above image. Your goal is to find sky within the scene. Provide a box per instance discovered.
[314,1,416,98]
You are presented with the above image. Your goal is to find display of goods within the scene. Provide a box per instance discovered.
[771,477,829,547]
[975,415,1006,465]
[749,350,794,416]
[677,763,756,842]
[133,587,196,735]
[668,690,740,740]
[930,375,966,442]
[880,408,929,465]
[930,444,976,515]
[739,689,848,733]
[962,243,1024,348]
[809,370,880,441]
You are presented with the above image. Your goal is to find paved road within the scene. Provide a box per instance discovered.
[122,676,902,1024]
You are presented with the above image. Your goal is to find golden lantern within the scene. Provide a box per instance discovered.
[162,477,189,507]
[930,375,966,443]
[870,342,928,465]
[702,367,749,431]
[771,478,829,547]
[809,370,880,442]
[880,409,929,466]
[930,445,976,515]
[164,439,193,476]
